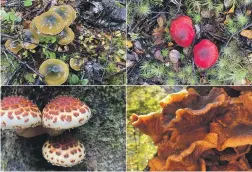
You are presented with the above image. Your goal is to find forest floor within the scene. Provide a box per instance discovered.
[1,0,126,85]
[127,0,252,85]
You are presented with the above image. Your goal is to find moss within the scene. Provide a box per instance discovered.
[1,86,126,171]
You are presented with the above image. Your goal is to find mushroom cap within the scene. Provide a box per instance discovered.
[49,5,76,27]
[57,27,75,45]
[4,39,23,54]
[0,96,42,129]
[42,96,91,130]
[169,49,180,63]
[170,16,195,47]
[22,29,39,49]
[193,39,219,69]
[69,57,84,71]
[42,134,85,167]
[35,11,65,35]
[39,59,69,85]
[30,17,45,36]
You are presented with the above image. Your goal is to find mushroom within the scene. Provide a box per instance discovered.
[0,96,46,137]
[4,39,23,54]
[169,49,180,72]
[22,29,39,49]
[30,16,45,36]
[193,39,219,69]
[57,27,75,45]
[49,5,77,27]
[69,57,85,71]
[35,11,65,35]
[42,133,85,167]
[42,96,91,136]
[170,16,195,47]
[39,59,69,85]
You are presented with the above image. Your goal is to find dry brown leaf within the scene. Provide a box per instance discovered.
[240,30,252,39]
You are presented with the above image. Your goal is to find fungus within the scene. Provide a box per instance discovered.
[169,49,180,72]
[69,57,85,71]
[42,96,91,135]
[170,16,195,47]
[0,96,45,137]
[49,5,77,27]
[193,39,219,69]
[22,29,39,49]
[130,87,252,171]
[35,12,65,35]
[39,59,69,85]
[42,133,85,167]
[4,39,23,54]
[57,27,75,45]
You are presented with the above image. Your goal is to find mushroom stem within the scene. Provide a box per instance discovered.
[45,128,66,136]
[15,125,47,138]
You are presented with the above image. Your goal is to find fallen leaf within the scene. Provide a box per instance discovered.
[126,40,133,48]
[240,30,252,39]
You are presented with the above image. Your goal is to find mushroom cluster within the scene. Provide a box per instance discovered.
[130,88,252,171]
[5,29,39,54]
[170,16,219,69]
[0,95,92,167]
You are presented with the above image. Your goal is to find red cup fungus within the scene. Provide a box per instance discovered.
[193,39,219,69]
[170,16,195,47]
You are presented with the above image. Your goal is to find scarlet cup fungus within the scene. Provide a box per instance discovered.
[193,39,219,69]
[170,16,195,47]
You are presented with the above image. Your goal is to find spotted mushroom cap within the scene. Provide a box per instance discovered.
[35,11,65,35]
[42,96,91,130]
[0,96,42,129]
[42,134,85,167]
[4,39,23,54]
[49,5,77,27]
[57,27,75,45]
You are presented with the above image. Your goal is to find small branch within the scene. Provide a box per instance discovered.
[2,46,44,78]
[225,23,252,47]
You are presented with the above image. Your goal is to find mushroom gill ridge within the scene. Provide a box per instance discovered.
[130,88,252,171]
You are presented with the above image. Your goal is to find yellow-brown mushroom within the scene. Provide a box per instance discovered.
[39,59,69,85]
[49,5,77,27]
[35,12,65,35]
[57,27,75,45]
[69,57,85,71]
[22,29,39,49]
[4,39,23,54]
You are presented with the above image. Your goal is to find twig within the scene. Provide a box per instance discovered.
[104,68,126,80]
[4,65,22,85]
[2,46,44,78]
[225,23,252,47]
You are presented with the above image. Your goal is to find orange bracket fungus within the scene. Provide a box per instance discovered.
[42,133,85,167]
[193,39,219,69]
[170,16,195,47]
[39,59,69,85]
[57,27,75,45]
[22,29,39,49]
[130,88,252,171]
[0,96,46,138]
[49,5,77,27]
[69,57,85,71]
[35,11,65,35]
[42,96,92,136]
[4,39,23,54]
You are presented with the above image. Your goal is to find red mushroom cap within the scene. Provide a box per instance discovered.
[170,16,195,47]
[193,39,219,69]
[0,96,42,129]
